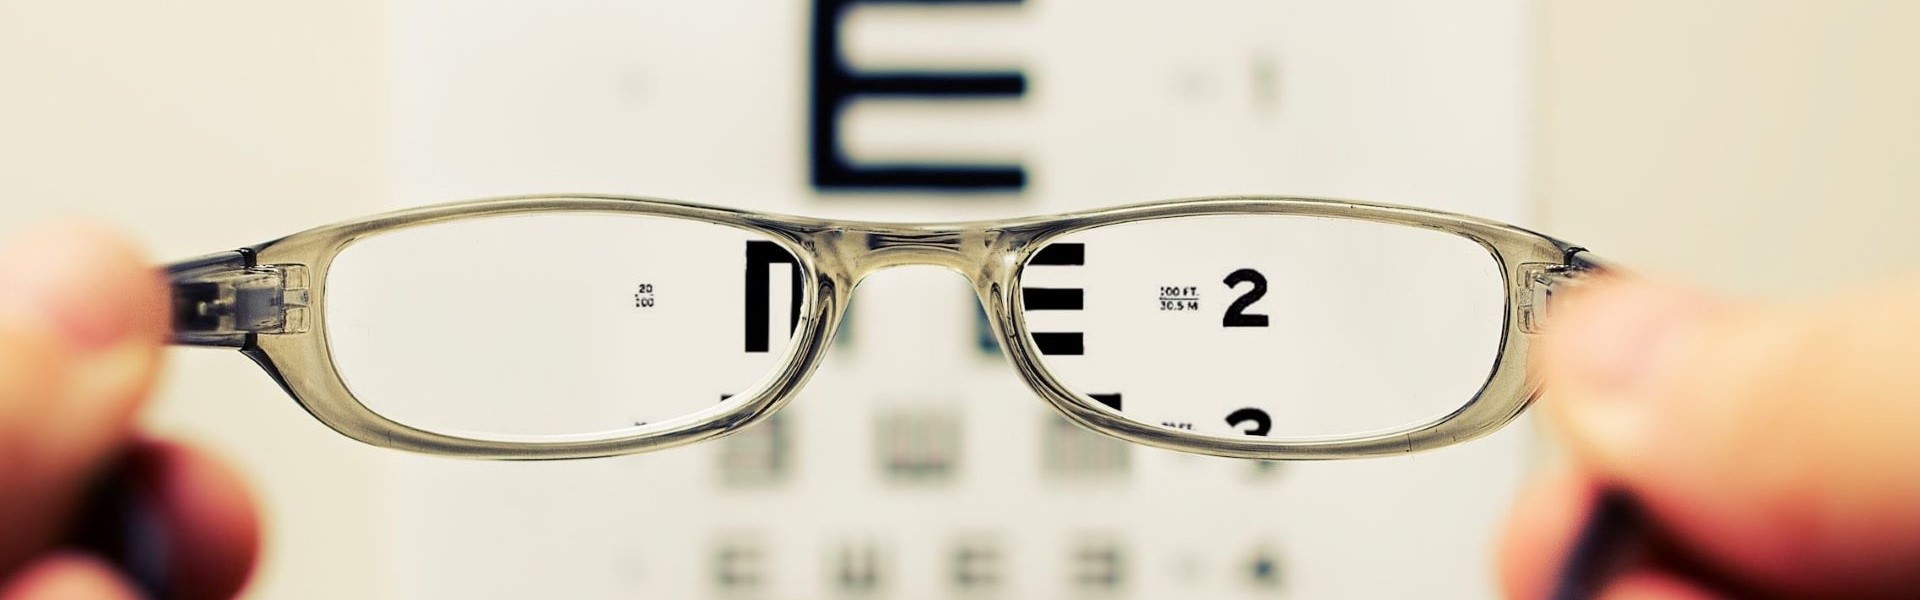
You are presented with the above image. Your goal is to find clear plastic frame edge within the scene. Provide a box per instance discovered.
[167,194,1594,461]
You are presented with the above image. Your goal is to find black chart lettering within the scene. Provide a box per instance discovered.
[1031,332,1084,355]
[834,542,882,592]
[745,241,803,353]
[1020,287,1083,311]
[1027,243,1087,355]
[1221,268,1270,328]
[1026,242,1083,266]
[1226,407,1273,436]
[809,0,1027,191]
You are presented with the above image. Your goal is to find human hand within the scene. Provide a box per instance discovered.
[0,224,258,600]
[1501,276,1920,598]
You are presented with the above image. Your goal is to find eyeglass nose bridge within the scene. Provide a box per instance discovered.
[811,222,1021,289]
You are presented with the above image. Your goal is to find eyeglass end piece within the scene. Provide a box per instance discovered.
[1519,252,1605,334]
[167,251,310,347]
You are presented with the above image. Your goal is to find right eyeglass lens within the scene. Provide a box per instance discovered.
[323,212,809,442]
[1018,214,1507,441]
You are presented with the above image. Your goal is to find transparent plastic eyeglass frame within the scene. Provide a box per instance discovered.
[166,195,1602,461]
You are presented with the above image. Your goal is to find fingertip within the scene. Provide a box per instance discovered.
[1539,276,1920,596]
[1535,277,1721,476]
[1498,467,1601,600]
[1595,568,1728,600]
[0,552,142,600]
[0,220,165,351]
[1537,276,1717,398]
[0,222,167,574]
[133,440,259,600]
[0,219,167,438]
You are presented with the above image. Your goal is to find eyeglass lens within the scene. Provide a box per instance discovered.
[325,212,809,441]
[1018,215,1506,440]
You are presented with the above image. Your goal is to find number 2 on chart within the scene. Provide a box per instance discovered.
[1222,268,1269,328]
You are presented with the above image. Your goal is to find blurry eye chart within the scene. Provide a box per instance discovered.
[382,1,1531,598]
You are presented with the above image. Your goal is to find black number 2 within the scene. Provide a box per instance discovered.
[1222,268,1270,328]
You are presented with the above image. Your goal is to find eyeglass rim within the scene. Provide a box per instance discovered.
[182,194,1589,460]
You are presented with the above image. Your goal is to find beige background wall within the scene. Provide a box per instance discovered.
[1,1,1916,597]
[1539,1,1920,295]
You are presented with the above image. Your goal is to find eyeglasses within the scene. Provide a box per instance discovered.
[167,195,1600,460]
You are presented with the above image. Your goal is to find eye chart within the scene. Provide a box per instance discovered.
[381,1,1532,598]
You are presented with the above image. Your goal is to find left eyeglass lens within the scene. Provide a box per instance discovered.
[323,212,808,441]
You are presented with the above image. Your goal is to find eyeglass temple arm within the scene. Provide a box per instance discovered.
[165,249,310,348]
[1554,248,1612,307]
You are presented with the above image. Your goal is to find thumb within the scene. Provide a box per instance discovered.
[1540,276,1920,597]
[0,223,168,576]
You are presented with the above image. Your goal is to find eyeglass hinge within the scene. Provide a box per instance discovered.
[168,250,311,347]
[1519,251,1603,334]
